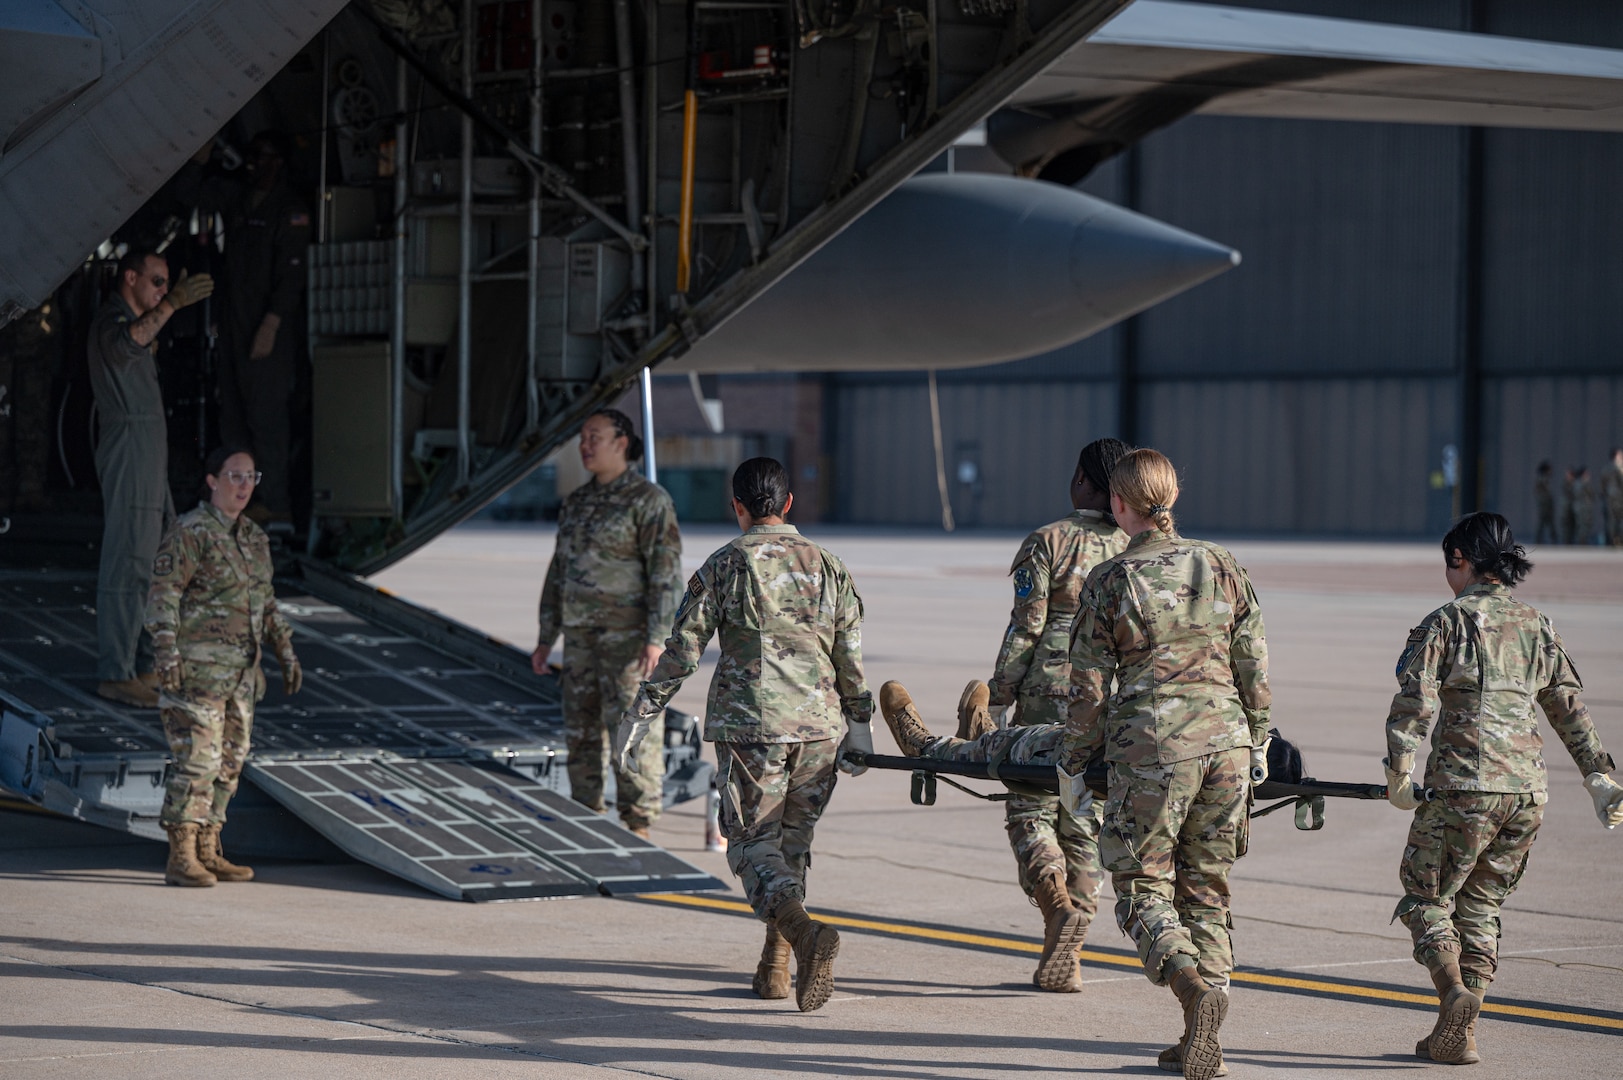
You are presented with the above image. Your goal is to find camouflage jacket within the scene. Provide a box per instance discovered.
[990,509,1127,710]
[1060,529,1271,772]
[633,525,873,744]
[144,502,293,674]
[1385,583,1613,793]
[536,468,682,647]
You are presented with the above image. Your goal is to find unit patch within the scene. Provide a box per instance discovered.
[1395,626,1428,677]
[1013,566,1035,599]
[153,553,174,577]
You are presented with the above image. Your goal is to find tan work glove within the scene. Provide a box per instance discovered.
[1584,772,1623,829]
[165,270,215,309]
[1384,753,1422,811]
[1249,736,1273,784]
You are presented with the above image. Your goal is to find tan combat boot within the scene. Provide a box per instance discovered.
[752,921,792,1000]
[773,897,841,1012]
[164,824,217,887]
[1168,962,1228,1080]
[956,680,995,740]
[1417,962,1482,1065]
[879,681,940,757]
[196,823,254,882]
[1031,871,1087,992]
[1157,1038,1228,1077]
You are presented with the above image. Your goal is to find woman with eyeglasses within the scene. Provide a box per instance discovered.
[144,445,302,889]
[532,408,682,838]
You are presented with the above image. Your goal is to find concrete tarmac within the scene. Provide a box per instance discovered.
[4,524,1621,1078]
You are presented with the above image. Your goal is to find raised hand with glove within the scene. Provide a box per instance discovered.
[1585,772,1623,829]
[1383,752,1422,811]
[165,269,215,309]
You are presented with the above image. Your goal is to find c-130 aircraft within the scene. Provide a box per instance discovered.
[1,0,1621,899]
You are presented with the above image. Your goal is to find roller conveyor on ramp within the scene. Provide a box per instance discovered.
[0,562,724,901]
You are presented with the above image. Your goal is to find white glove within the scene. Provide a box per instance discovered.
[1584,772,1623,829]
[1058,763,1093,818]
[838,719,873,776]
[614,712,654,774]
[1249,736,1272,784]
[1384,754,1422,811]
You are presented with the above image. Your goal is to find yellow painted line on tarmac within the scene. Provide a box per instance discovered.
[640,892,1623,1033]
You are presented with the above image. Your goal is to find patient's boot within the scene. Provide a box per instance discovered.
[957,680,995,740]
[879,681,944,757]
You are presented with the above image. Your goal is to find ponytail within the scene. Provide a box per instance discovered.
[589,408,644,461]
[1442,512,1532,587]
[1109,448,1179,534]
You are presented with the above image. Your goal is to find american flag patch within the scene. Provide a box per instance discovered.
[288,211,310,226]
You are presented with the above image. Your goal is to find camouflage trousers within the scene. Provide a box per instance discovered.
[1394,791,1544,990]
[158,665,259,827]
[940,702,1106,913]
[714,738,840,919]
[1103,748,1249,987]
[562,627,664,829]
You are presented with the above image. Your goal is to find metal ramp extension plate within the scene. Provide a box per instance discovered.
[248,754,726,902]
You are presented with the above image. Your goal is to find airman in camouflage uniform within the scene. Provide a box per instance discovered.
[627,458,872,1013]
[1601,448,1623,546]
[1382,511,1619,1065]
[145,449,300,888]
[985,438,1129,992]
[535,411,682,834]
[1572,466,1596,544]
[1060,449,1269,1080]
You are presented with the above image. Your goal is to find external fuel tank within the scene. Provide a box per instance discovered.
[665,172,1239,374]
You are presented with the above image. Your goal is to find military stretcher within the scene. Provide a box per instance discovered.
[854,732,1405,832]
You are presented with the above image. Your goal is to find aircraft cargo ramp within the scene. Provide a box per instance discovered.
[0,562,725,901]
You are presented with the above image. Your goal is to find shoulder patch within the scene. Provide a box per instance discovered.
[153,552,174,577]
[1013,565,1035,599]
[1395,626,1429,677]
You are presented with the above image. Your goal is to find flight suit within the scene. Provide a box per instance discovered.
[988,509,1126,915]
[145,502,295,825]
[537,468,682,829]
[1061,531,1271,988]
[216,181,310,516]
[1601,459,1623,546]
[1533,474,1555,545]
[88,295,175,682]
[631,524,872,919]
[1385,583,1613,991]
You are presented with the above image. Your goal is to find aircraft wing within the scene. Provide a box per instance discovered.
[995,0,1623,180]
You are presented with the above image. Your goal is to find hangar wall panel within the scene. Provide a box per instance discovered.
[1137,377,1458,536]
[1483,376,1623,534]
[1481,130,1623,375]
[831,380,1116,527]
[1132,117,1462,378]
